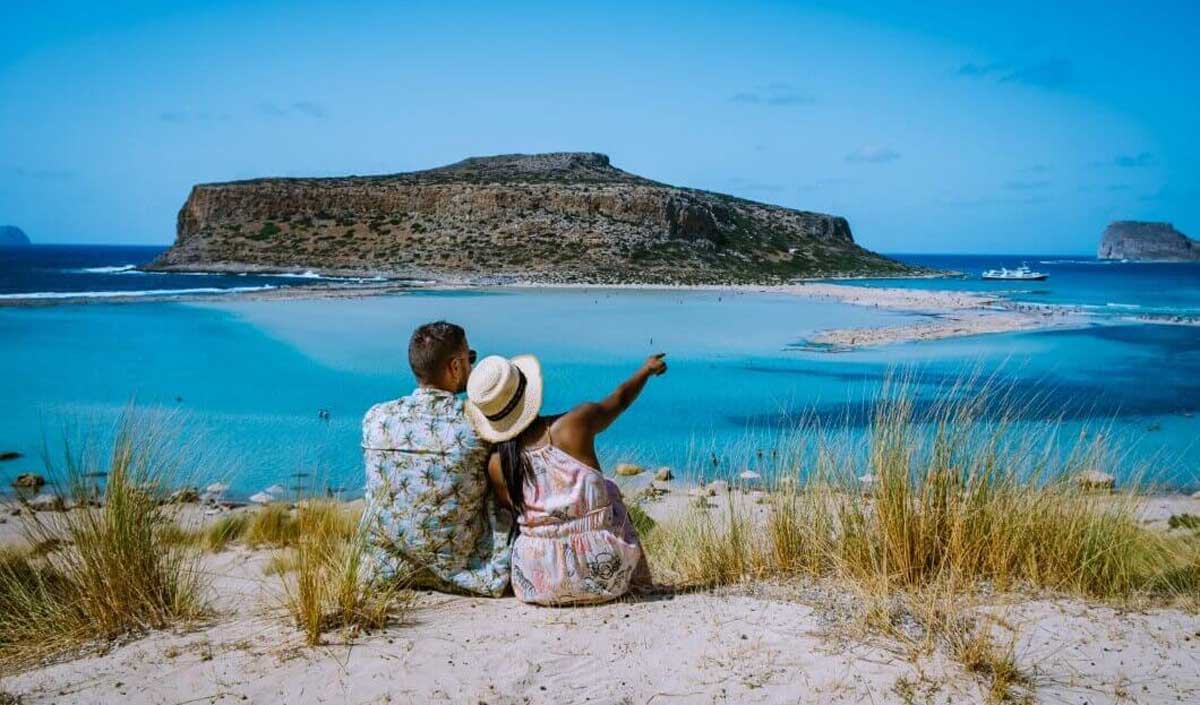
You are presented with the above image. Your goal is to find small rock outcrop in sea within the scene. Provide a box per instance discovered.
[11,473,45,489]
[1098,221,1200,261]
[168,487,200,503]
[0,226,30,247]
[149,152,913,284]
[615,463,643,477]
[1075,470,1116,491]
[654,467,674,482]
[0,451,23,461]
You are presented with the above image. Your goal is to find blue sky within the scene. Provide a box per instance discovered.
[1,1,1197,254]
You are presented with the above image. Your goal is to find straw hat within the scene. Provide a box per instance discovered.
[465,354,543,443]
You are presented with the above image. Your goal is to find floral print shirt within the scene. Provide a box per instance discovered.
[360,387,511,596]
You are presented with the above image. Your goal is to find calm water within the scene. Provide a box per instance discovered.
[1,247,1197,495]
[869,254,1200,316]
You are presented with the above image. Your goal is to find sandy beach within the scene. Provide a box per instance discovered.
[3,489,1198,705]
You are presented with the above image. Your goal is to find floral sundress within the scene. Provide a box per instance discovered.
[510,438,649,605]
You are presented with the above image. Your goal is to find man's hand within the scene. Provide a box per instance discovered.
[642,353,668,377]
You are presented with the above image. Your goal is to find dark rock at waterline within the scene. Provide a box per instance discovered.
[167,487,201,504]
[0,225,31,247]
[0,451,23,462]
[11,473,45,489]
[1098,221,1200,262]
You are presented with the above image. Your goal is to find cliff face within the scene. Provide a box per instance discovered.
[0,225,30,247]
[151,152,909,284]
[1098,221,1200,262]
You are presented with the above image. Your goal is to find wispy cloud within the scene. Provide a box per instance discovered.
[729,83,813,107]
[1003,179,1050,191]
[845,145,900,164]
[290,100,326,118]
[1023,164,1053,174]
[957,62,1008,77]
[1137,184,1198,202]
[1114,152,1155,168]
[999,58,1075,89]
[258,100,328,119]
[7,165,75,180]
[958,58,1075,90]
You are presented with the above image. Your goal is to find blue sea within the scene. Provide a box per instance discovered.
[1,246,1198,496]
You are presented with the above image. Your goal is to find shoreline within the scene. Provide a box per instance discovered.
[0,272,1108,351]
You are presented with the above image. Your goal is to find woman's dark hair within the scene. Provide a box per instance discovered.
[497,435,534,515]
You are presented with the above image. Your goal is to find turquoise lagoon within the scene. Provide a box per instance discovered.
[1,287,1197,496]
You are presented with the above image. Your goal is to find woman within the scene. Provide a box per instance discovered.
[464,352,666,605]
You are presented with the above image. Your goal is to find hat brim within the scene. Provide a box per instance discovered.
[465,354,543,443]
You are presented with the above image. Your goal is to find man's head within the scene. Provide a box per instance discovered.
[408,321,475,393]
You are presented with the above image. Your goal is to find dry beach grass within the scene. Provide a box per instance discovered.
[1,382,1198,702]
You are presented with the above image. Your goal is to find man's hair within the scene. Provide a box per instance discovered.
[408,321,466,382]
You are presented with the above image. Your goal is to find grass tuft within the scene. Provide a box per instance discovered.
[646,374,1199,600]
[277,500,410,645]
[204,513,250,551]
[0,412,207,669]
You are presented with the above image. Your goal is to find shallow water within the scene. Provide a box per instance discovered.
[1,287,1197,496]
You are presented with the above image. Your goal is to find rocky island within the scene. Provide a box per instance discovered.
[0,225,31,247]
[149,152,911,284]
[1098,221,1199,262]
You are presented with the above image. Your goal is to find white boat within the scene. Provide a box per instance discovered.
[981,264,1048,281]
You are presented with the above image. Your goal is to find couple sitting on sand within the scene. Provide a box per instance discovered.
[359,321,661,605]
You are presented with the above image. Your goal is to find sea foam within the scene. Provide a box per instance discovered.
[0,285,277,300]
[71,264,142,274]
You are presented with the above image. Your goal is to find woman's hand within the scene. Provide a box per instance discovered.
[571,353,670,435]
[642,353,668,377]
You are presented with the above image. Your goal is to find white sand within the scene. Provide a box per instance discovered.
[5,548,1197,704]
[4,492,1199,704]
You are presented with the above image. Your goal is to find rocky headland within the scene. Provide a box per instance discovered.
[0,225,31,247]
[1098,221,1199,261]
[149,152,912,284]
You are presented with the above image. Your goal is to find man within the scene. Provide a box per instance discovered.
[360,321,511,596]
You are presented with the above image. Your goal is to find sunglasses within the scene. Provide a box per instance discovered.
[467,349,477,364]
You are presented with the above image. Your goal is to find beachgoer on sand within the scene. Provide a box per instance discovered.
[466,352,661,605]
[360,321,512,595]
